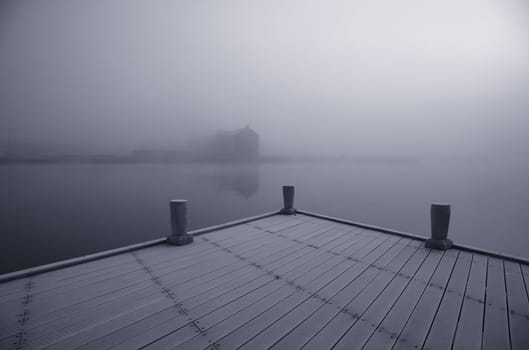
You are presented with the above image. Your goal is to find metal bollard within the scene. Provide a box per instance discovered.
[167,200,194,246]
[425,203,452,250]
[280,185,296,215]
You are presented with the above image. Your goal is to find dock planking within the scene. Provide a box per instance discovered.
[139,225,389,349]
[235,237,410,349]
[200,236,401,349]
[482,257,511,350]
[361,249,458,350]
[0,213,528,349]
[392,249,459,350]
[452,254,488,350]
[504,261,529,349]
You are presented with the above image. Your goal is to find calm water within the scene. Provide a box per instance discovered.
[1,159,528,274]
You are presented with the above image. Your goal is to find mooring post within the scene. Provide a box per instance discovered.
[167,200,194,246]
[425,203,452,250]
[280,185,296,215]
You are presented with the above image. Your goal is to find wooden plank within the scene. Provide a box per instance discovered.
[41,298,177,350]
[0,293,29,328]
[105,236,360,350]
[0,279,31,298]
[0,253,138,298]
[32,250,228,298]
[137,277,289,350]
[0,232,306,344]
[182,227,380,314]
[302,244,427,350]
[246,214,298,229]
[0,235,292,341]
[0,227,262,302]
[18,230,276,312]
[504,261,529,350]
[7,242,298,348]
[198,223,265,242]
[241,219,340,253]
[333,231,388,262]
[249,217,320,239]
[206,259,361,350]
[390,250,458,350]
[1,218,265,290]
[75,248,324,350]
[422,251,473,350]
[332,249,441,350]
[296,221,348,238]
[150,254,356,349]
[338,230,392,259]
[0,217,322,301]
[173,251,336,313]
[280,220,381,262]
[0,288,169,349]
[28,234,282,318]
[272,221,340,244]
[2,281,192,348]
[272,217,315,230]
[29,254,237,308]
[363,249,457,350]
[60,227,358,348]
[521,264,529,285]
[275,220,327,235]
[312,229,365,253]
[220,237,406,350]
[308,227,355,247]
[34,247,212,289]
[263,216,314,233]
[51,250,313,350]
[75,307,185,350]
[322,229,374,254]
[269,223,345,248]
[482,257,511,350]
[48,276,289,350]
[297,210,428,241]
[5,212,527,350]
[0,250,202,305]
[0,241,154,285]
[452,254,487,350]
[289,224,344,244]
[172,210,281,237]
[280,219,332,236]
[136,227,382,348]
[259,239,415,350]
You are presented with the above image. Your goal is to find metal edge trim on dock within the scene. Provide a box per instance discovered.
[296,210,428,240]
[297,209,529,266]
[0,211,279,283]
[189,211,279,237]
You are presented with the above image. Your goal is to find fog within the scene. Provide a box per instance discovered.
[2,1,529,273]
[1,0,529,157]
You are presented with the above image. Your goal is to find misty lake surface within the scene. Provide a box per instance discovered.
[1,158,528,274]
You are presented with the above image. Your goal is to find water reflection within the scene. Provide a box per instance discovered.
[2,159,528,274]
[213,165,259,198]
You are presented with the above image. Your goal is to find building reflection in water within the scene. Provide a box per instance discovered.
[212,164,259,198]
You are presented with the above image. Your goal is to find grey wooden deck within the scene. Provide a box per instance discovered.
[1,213,528,349]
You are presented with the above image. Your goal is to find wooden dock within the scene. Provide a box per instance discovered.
[1,211,528,349]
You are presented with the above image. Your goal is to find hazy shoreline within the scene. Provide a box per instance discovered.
[0,155,420,165]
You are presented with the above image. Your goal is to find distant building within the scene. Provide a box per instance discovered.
[129,126,260,162]
[212,126,259,161]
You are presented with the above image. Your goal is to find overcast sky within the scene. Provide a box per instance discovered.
[1,0,528,156]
